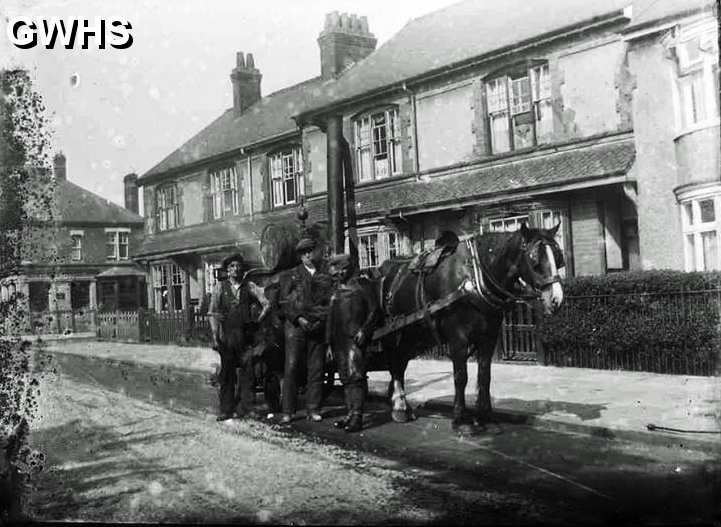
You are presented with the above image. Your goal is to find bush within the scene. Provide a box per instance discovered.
[538,270,721,375]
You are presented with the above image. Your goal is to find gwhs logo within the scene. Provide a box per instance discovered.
[7,16,133,49]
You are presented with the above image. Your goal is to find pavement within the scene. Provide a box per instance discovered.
[35,338,721,450]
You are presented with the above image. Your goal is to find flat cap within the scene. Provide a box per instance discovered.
[295,238,316,253]
[221,253,246,269]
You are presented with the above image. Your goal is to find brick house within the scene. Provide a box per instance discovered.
[0,154,146,333]
[134,0,719,314]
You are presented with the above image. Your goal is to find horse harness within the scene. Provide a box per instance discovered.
[373,235,561,343]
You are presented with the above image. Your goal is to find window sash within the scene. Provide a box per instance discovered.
[270,148,304,207]
[156,185,179,230]
[71,235,82,261]
[681,195,721,271]
[209,167,238,219]
[106,232,118,260]
[487,64,551,154]
[355,109,401,182]
[357,229,401,270]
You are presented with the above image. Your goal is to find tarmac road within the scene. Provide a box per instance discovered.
[25,352,721,525]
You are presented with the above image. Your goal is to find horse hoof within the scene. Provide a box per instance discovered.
[455,423,484,436]
[391,410,410,423]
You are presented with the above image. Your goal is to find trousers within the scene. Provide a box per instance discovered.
[334,338,367,416]
[218,328,254,416]
[282,321,325,414]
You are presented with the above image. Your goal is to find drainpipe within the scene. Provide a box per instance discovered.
[245,149,254,220]
[402,81,420,176]
[326,114,345,254]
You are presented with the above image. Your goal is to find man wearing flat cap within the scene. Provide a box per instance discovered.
[277,237,332,423]
[209,253,268,421]
[326,253,381,432]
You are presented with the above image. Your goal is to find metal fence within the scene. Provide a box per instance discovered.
[541,288,721,376]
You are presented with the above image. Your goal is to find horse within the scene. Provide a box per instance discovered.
[377,223,564,434]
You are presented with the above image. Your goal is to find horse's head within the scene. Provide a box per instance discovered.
[515,223,564,315]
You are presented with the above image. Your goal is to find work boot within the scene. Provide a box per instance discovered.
[333,415,350,429]
[307,412,323,422]
[344,413,363,433]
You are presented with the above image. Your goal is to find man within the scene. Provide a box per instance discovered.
[326,253,381,433]
[278,238,332,424]
[209,253,268,421]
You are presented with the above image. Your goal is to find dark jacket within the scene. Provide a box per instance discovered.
[326,276,381,346]
[279,264,333,330]
[208,280,251,333]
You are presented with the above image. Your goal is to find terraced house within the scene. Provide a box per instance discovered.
[134,0,719,314]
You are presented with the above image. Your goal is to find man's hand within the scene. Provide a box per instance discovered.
[297,317,310,330]
[325,345,334,364]
[211,334,222,351]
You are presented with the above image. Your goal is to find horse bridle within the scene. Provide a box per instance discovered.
[464,236,561,308]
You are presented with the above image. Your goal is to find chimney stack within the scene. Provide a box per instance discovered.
[53,152,67,181]
[318,11,376,79]
[230,52,262,115]
[123,173,139,214]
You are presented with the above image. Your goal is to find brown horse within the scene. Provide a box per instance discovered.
[377,224,564,434]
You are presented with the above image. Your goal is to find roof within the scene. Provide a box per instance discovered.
[625,0,715,31]
[96,264,148,279]
[54,179,144,225]
[141,76,327,181]
[353,136,636,217]
[296,0,633,118]
[133,208,302,259]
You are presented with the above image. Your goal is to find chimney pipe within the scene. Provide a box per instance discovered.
[318,11,377,79]
[53,152,67,181]
[230,51,262,115]
[123,173,139,214]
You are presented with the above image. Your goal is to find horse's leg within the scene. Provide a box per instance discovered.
[389,354,413,423]
[475,333,503,434]
[450,346,468,430]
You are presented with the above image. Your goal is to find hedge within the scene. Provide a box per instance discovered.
[538,270,721,375]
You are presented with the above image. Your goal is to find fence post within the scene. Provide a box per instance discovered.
[55,308,62,334]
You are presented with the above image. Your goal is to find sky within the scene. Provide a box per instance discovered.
[1,0,460,210]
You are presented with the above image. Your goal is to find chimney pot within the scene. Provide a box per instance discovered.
[318,12,377,79]
[231,51,262,115]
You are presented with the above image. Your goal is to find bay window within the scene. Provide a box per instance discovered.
[682,192,721,271]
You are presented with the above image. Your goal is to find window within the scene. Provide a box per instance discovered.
[355,108,402,182]
[682,193,720,271]
[105,229,129,261]
[210,166,239,219]
[204,261,222,295]
[486,63,552,154]
[357,228,402,270]
[671,22,719,131]
[270,147,304,207]
[152,262,185,311]
[70,281,91,310]
[484,210,566,276]
[155,184,180,231]
[70,231,83,261]
[28,281,50,312]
